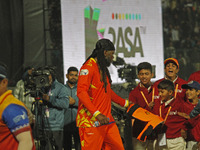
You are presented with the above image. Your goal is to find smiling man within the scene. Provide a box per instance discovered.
[153,58,187,102]
[76,38,129,150]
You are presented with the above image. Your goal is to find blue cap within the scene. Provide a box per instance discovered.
[182,81,200,90]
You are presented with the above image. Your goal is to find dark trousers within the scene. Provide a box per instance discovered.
[63,121,81,150]
[40,130,63,150]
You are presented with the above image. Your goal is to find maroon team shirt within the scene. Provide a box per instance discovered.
[184,102,200,142]
[129,83,154,112]
[129,83,154,138]
[153,97,193,139]
[188,71,200,83]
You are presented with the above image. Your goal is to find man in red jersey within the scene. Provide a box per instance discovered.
[0,62,35,150]
[76,39,129,150]
[153,58,187,102]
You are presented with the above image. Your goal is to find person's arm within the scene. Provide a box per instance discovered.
[16,131,33,150]
[73,94,79,107]
[111,89,129,107]
[77,66,98,115]
[2,103,34,150]
[43,83,69,109]
[190,100,200,118]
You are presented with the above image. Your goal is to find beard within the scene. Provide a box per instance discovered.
[68,79,77,85]
[105,58,111,67]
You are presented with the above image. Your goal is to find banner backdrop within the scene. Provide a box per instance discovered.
[61,0,164,83]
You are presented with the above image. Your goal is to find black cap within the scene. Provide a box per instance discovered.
[182,81,200,90]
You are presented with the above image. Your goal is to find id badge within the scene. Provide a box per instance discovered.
[158,133,167,146]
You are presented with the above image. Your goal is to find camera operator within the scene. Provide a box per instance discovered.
[13,67,35,124]
[37,66,69,150]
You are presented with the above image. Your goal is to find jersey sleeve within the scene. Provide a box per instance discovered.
[77,65,98,115]
[2,104,30,136]
[111,89,126,107]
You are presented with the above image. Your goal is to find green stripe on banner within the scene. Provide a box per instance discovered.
[93,8,100,21]
[84,6,90,19]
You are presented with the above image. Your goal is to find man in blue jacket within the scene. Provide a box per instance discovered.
[63,67,81,150]
[38,66,69,150]
[63,67,80,150]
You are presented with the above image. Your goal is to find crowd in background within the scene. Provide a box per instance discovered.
[162,0,200,80]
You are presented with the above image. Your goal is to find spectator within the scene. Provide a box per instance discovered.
[63,66,80,150]
[129,62,155,150]
[13,67,35,124]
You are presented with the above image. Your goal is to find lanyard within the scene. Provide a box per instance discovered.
[159,105,172,123]
[174,84,178,98]
[140,87,155,106]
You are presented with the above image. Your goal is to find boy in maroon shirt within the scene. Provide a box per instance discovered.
[178,81,200,150]
[153,80,193,150]
[153,58,187,102]
[129,62,155,150]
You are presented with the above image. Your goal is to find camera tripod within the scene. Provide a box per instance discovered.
[31,90,56,150]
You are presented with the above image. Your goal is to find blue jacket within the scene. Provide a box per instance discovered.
[64,83,79,125]
[42,79,68,131]
[190,99,200,118]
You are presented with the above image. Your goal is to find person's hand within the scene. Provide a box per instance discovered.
[180,129,187,139]
[69,96,76,105]
[43,94,50,101]
[127,100,135,108]
[148,101,155,109]
[178,112,190,119]
[96,114,109,125]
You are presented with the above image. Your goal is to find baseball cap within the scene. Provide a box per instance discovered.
[164,58,179,69]
[182,80,200,90]
[0,63,8,79]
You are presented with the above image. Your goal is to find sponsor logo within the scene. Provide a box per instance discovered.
[13,111,27,123]
[80,69,89,75]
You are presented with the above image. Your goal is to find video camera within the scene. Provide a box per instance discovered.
[118,65,137,82]
[24,67,54,97]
